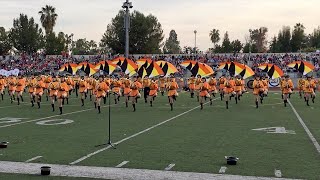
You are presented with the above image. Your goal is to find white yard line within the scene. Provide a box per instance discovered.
[25,156,42,163]
[274,169,282,178]
[0,104,118,128]
[164,164,175,171]
[70,98,219,165]
[249,102,283,107]
[219,166,227,174]
[288,99,320,154]
[0,161,298,180]
[115,161,129,168]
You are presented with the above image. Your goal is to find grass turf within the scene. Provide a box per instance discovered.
[0,91,320,179]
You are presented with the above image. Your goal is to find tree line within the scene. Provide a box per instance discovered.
[1,5,320,55]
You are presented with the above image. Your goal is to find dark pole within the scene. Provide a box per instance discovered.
[108,92,116,148]
[108,92,111,143]
[122,0,133,58]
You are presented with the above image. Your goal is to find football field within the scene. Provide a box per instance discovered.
[0,91,320,179]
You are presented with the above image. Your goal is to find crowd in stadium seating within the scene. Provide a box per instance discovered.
[1,53,320,76]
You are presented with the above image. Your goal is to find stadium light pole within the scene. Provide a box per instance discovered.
[123,0,133,58]
[248,29,252,62]
[194,30,197,54]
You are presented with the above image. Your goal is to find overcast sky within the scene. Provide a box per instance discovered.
[1,0,320,51]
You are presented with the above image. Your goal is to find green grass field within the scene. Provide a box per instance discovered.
[0,91,320,179]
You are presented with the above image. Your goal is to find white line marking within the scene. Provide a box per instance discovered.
[288,99,320,154]
[164,164,175,171]
[274,169,282,178]
[0,161,299,180]
[219,166,227,174]
[69,99,218,165]
[115,161,129,168]
[0,104,118,128]
[25,156,42,163]
[249,102,283,107]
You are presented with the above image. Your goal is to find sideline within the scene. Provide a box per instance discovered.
[0,161,297,180]
[288,99,320,154]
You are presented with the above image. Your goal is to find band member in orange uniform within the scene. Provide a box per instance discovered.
[123,77,132,107]
[234,75,243,104]
[79,76,88,106]
[195,75,202,102]
[129,76,142,112]
[27,76,36,107]
[96,76,108,113]
[112,77,122,104]
[86,77,93,101]
[0,75,5,100]
[104,76,111,98]
[219,75,226,101]
[8,76,17,103]
[57,77,68,114]
[224,75,234,109]
[208,75,217,98]
[304,76,316,106]
[48,76,59,112]
[253,75,264,108]
[91,77,99,108]
[281,75,294,107]
[297,77,305,98]
[149,78,158,107]
[261,75,269,97]
[311,76,317,95]
[35,76,46,108]
[16,75,26,105]
[159,76,166,96]
[199,77,211,109]
[188,75,196,98]
[44,75,52,101]
[143,77,151,103]
[167,76,179,111]
[279,76,285,99]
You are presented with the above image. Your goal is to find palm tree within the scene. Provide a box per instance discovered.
[39,5,58,35]
[209,29,220,48]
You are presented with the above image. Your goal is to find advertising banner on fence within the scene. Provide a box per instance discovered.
[268,78,280,87]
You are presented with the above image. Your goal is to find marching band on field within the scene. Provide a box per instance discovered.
[0,74,318,114]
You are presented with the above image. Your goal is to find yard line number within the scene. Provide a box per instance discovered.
[0,117,74,126]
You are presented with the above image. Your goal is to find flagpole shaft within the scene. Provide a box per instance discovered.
[108,92,111,143]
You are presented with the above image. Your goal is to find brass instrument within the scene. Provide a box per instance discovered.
[130,82,137,90]
[225,81,231,88]
[235,79,241,86]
